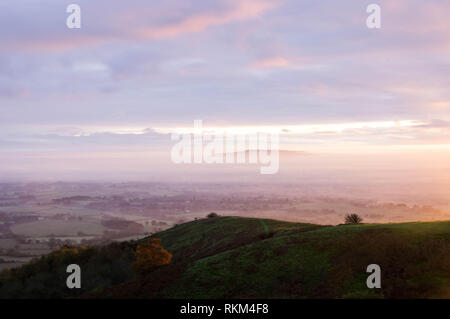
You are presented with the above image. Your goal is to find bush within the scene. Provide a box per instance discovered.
[345,213,363,224]
[132,238,172,276]
[207,212,219,218]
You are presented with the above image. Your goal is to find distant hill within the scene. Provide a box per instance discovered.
[1,217,450,298]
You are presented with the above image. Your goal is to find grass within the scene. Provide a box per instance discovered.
[2,216,449,299]
[138,217,450,299]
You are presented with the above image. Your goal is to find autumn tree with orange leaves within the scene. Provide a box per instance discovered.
[132,238,172,275]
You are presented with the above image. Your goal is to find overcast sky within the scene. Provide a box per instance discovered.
[1,0,450,180]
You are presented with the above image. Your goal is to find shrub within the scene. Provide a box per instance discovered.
[132,238,172,275]
[207,212,219,218]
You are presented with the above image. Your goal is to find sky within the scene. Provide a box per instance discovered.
[1,0,450,182]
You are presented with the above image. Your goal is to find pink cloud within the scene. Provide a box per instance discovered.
[249,56,291,69]
[6,0,280,53]
[135,0,279,39]
[8,36,114,53]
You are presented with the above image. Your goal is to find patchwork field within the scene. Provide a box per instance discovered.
[10,219,106,237]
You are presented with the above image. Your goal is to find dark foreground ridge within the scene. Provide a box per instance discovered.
[1,216,449,299]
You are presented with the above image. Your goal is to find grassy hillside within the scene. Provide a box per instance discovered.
[1,216,450,298]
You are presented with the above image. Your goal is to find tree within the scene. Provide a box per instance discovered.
[207,212,219,218]
[345,213,363,224]
[132,238,172,275]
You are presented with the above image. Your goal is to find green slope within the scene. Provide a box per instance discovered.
[104,217,450,299]
[1,217,450,299]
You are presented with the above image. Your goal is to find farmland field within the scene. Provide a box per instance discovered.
[10,219,106,237]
